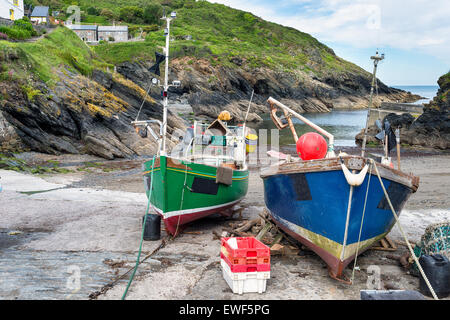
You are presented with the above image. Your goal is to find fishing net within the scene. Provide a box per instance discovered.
[414,222,450,258]
[412,222,450,275]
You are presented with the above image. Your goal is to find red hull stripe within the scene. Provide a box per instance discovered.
[152,201,241,236]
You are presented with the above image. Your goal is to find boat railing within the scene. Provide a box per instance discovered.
[267,97,336,158]
[131,120,163,141]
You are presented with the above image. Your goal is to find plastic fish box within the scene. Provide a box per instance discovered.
[220,252,270,273]
[221,237,270,264]
[221,259,270,295]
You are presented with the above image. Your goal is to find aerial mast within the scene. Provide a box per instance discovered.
[160,10,177,155]
[361,51,384,158]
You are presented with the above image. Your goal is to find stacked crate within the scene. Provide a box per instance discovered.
[220,237,270,294]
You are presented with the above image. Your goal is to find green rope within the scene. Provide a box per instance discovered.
[121,155,156,300]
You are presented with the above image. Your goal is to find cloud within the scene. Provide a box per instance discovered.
[211,0,450,65]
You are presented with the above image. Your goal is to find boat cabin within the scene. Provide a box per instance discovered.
[172,119,247,169]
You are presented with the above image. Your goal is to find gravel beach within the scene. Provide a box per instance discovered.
[0,151,449,300]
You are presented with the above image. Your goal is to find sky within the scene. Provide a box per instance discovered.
[210,0,450,86]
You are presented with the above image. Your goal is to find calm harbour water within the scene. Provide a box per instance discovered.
[253,85,438,147]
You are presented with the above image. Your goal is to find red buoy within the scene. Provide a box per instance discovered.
[296,132,327,160]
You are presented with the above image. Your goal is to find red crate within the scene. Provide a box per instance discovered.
[221,253,270,273]
[221,237,270,263]
[221,246,270,265]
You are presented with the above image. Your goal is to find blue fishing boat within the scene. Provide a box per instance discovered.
[261,53,420,281]
[261,152,419,280]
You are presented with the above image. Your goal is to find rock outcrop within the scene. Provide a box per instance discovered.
[0,66,185,159]
[116,57,419,124]
[355,72,450,150]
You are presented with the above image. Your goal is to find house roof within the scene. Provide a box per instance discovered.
[98,26,128,32]
[66,24,98,31]
[31,6,49,17]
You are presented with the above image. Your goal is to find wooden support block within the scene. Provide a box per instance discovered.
[271,233,283,246]
[370,236,398,252]
[256,222,272,241]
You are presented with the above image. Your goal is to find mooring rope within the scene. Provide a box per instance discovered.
[135,83,153,122]
[370,159,439,300]
[121,155,156,300]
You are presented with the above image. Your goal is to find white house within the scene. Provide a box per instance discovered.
[0,0,24,21]
[30,6,49,25]
[98,25,128,42]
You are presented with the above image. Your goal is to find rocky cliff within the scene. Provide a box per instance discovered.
[0,0,423,160]
[116,57,417,124]
[0,29,185,159]
[355,72,450,150]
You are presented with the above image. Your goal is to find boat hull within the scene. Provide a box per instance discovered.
[261,156,419,278]
[143,156,249,235]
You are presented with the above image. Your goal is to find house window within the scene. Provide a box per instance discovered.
[10,9,14,20]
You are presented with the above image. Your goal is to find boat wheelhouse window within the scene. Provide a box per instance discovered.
[191,177,219,195]
[377,182,410,212]
[289,173,312,201]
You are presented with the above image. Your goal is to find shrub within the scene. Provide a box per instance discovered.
[13,18,37,36]
[87,7,100,16]
[0,18,37,40]
[0,32,8,41]
[119,6,144,24]
[0,26,33,40]
[100,8,117,20]
[143,4,163,25]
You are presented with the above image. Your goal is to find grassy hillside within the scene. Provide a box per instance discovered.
[0,27,111,84]
[28,0,365,77]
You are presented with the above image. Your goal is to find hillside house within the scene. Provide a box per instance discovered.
[66,24,98,42]
[98,25,128,42]
[0,0,24,21]
[30,6,49,25]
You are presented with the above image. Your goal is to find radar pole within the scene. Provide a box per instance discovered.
[361,51,384,158]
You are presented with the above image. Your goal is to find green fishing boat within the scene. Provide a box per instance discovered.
[133,12,250,236]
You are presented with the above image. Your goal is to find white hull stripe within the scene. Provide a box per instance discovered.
[150,197,244,219]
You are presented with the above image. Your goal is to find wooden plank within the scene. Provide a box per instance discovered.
[256,222,272,241]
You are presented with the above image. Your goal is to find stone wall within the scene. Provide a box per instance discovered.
[0,17,13,26]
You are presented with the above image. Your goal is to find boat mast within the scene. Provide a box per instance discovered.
[160,11,174,155]
[361,51,384,158]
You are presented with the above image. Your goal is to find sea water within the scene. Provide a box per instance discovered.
[253,85,439,147]
[393,85,440,105]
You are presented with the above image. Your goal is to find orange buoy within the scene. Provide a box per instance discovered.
[296,132,327,160]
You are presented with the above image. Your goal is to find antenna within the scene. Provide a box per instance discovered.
[159,11,177,155]
[361,51,385,158]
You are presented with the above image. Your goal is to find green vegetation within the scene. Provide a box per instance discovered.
[0,153,73,174]
[0,17,37,40]
[436,71,450,105]
[26,0,363,76]
[0,27,112,84]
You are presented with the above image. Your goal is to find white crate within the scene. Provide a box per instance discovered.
[221,259,270,295]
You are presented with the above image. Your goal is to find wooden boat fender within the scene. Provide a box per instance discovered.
[216,165,233,186]
[340,157,369,187]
